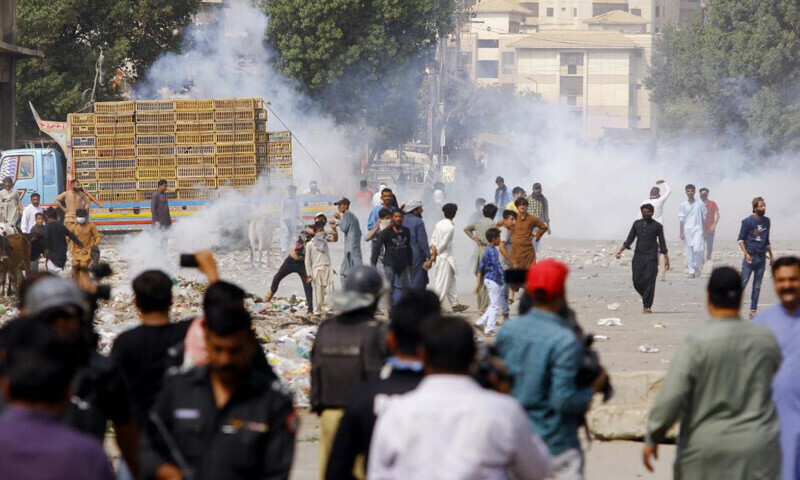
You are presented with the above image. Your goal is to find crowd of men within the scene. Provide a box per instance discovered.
[1,174,799,480]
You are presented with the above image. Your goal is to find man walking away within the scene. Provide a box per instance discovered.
[141,304,296,480]
[429,203,468,313]
[754,256,800,480]
[497,259,608,480]
[475,228,504,335]
[402,200,431,289]
[370,209,413,305]
[738,196,774,318]
[333,197,363,285]
[644,267,781,479]
[679,184,706,278]
[528,182,550,251]
[368,316,551,480]
[700,187,719,260]
[150,179,172,229]
[326,288,441,480]
[615,204,670,313]
[0,319,115,480]
[21,192,42,234]
[312,266,385,480]
[641,179,670,224]
[494,176,512,220]
[464,203,498,315]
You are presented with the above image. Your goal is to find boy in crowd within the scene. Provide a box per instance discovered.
[306,220,336,315]
[475,228,504,335]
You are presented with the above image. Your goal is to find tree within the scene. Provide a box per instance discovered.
[15,0,198,139]
[263,0,455,151]
[647,0,800,153]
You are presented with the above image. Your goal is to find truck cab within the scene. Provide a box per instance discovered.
[0,148,66,206]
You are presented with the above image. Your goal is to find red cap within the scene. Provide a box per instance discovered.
[526,259,569,301]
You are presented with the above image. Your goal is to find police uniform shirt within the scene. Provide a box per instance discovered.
[141,367,296,480]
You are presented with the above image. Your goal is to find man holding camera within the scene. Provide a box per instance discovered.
[497,259,608,480]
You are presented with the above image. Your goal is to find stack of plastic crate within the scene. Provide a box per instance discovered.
[258,130,293,186]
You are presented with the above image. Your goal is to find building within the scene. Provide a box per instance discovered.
[454,0,701,138]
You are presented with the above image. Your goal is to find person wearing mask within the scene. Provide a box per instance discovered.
[754,256,800,480]
[644,267,781,479]
[464,203,499,315]
[367,188,397,231]
[496,259,608,480]
[141,303,296,480]
[0,318,115,480]
[401,200,431,289]
[332,197,364,285]
[280,185,301,257]
[20,192,42,234]
[150,179,172,229]
[29,212,46,273]
[20,276,139,478]
[528,182,550,251]
[69,208,101,282]
[429,203,469,313]
[738,196,774,318]
[0,176,21,226]
[55,180,91,227]
[699,187,719,260]
[679,184,707,279]
[368,316,551,479]
[494,176,512,220]
[43,207,84,273]
[311,266,385,480]
[326,288,440,480]
[370,209,413,304]
[615,204,670,313]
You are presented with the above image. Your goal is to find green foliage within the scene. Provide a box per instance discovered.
[648,0,800,153]
[15,0,198,139]
[263,0,455,150]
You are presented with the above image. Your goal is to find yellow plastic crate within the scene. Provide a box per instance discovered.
[137,146,176,157]
[176,156,214,167]
[216,165,257,178]
[175,123,198,133]
[175,111,197,122]
[267,142,292,154]
[136,112,176,123]
[71,125,95,136]
[70,113,96,125]
[135,100,175,111]
[176,132,214,144]
[214,121,259,132]
[215,132,255,144]
[197,122,214,132]
[177,166,216,178]
[177,178,217,189]
[197,111,214,122]
[136,124,175,135]
[97,169,135,181]
[176,145,214,156]
[213,99,236,110]
[116,101,135,114]
[219,177,257,189]
[266,165,293,177]
[159,157,177,167]
[73,148,96,159]
[136,168,160,180]
[267,131,292,142]
[96,136,135,148]
[216,144,255,155]
[215,110,257,122]
[238,98,263,110]
[159,168,177,179]
[94,102,118,114]
[196,99,213,110]
[136,135,176,145]
[215,154,256,166]
[174,99,197,111]
[76,170,96,181]
[95,125,115,136]
[97,191,138,203]
[98,181,137,191]
[136,158,160,168]
[267,155,291,165]
[177,189,219,201]
[137,179,177,191]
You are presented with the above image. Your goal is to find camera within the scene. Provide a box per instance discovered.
[180,253,199,268]
[88,262,113,301]
[473,345,513,394]
[576,334,613,401]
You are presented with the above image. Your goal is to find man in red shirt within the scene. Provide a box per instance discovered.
[700,187,720,260]
[355,180,373,218]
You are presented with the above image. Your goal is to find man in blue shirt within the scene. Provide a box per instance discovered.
[402,200,430,289]
[496,259,608,480]
[475,227,504,335]
[367,187,398,231]
[494,176,512,220]
[738,196,774,318]
[754,256,800,480]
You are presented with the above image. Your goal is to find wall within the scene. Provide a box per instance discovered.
[586,50,632,137]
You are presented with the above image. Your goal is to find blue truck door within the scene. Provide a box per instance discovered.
[0,150,43,204]
[40,150,62,205]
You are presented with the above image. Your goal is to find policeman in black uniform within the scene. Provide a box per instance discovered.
[326,288,440,480]
[140,302,296,480]
[311,266,386,480]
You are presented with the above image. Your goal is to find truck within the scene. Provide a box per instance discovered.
[0,99,337,231]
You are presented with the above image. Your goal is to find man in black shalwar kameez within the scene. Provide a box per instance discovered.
[616,204,671,313]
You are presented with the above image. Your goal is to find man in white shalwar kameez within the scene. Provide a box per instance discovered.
[0,177,21,228]
[305,223,336,314]
[679,184,707,278]
[429,203,468,313]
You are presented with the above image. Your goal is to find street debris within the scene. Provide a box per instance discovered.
[597,318,624,327]
[638,344,660,354]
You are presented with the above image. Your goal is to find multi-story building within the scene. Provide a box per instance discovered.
[453,0,701,138]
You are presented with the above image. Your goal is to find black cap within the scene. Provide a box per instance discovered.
[334,197,350,206]
[707,267,741,297]
[495,176,504,183]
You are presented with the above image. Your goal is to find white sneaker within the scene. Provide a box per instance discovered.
[484,328,495,336]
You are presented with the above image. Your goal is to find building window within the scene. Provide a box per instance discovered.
[561,7,566,11]
[655,27,660,33]
[567,96,577,106]
[17,156,34,180]
[546,7,554,16]
[573,7,578,16]
[631,8,642,16]
[476,60,499,78]
[521,2,539,15]
[560,77,583,96]
[460,51,472,65]
[478,39,499,48]
[501,52,516,74]
[655,6,660,16]
[560,52,584,67]
[568,64,577,74]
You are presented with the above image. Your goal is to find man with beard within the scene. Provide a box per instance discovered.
[527,183,550,251]
[371,209,413,304]
[55,180,91,228]
[699,188,719,260]
[754,256,800,480]
[616,204,670,313]
[141,303,296,480]
[332,197,363,285]
[367,188,398,231]
[509,197,548,274]
[738,196,774,318]
[679,184,706,278]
